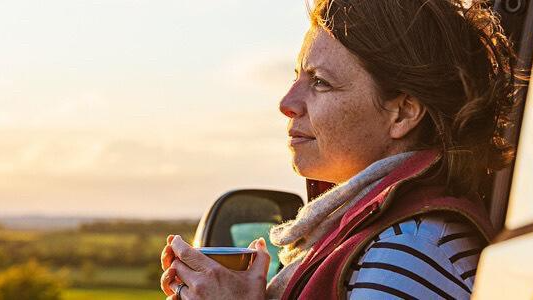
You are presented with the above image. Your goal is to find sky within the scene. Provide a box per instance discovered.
[0,0,311,219]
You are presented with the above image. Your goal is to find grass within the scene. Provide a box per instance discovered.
[68,266,151,287]
[63,288,162,300]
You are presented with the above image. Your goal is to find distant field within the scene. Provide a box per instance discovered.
[0,219,197,298]
[63,288,162,300]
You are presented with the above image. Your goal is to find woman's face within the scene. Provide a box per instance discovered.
[279,27,395,184]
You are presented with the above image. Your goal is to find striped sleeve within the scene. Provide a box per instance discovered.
[346,214,485,300]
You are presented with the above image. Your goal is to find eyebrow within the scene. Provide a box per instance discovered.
[296,61,340,82]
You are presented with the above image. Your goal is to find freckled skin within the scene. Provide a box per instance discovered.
[279,28,397,184]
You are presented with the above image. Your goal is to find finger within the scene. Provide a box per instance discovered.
[167,235,175,245]
[172,259,200,287]
[161,245,175,271]
[160,268,178,296]
[170,235,218,272]
[248,239,258,249]
[247,239,259,268]
[166,295,177,300]
[249,237,271,276]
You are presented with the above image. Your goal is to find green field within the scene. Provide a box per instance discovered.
[0,220,198,299]
[63,288,162,300]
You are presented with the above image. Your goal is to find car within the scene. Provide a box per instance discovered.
[192,0,533,297]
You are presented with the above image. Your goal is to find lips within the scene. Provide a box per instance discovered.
[288,129,316,146]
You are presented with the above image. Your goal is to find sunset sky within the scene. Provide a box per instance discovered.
[0,0,310,219]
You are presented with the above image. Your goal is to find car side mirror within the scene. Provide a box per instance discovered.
[193,189,304,247]
[193,189,304,280]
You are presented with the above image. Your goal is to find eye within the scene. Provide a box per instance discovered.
[311,75,332,91]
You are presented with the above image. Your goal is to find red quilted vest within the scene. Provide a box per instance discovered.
[281,150,496,300]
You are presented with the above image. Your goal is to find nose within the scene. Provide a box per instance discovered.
[279,83,306,118]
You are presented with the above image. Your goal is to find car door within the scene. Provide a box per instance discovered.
[472,58,533,299]
[471,0,533,297]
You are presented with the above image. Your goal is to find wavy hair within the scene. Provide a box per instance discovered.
[309,0,526,197]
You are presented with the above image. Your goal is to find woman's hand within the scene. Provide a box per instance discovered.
[160,235,270,300]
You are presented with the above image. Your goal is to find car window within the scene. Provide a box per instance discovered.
[231,222,280,281]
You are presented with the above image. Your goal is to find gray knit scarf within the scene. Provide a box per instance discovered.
[266,151,416,299]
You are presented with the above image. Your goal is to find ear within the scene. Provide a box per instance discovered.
[383,94,426,139]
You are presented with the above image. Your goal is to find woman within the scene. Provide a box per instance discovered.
[160,0,520,299]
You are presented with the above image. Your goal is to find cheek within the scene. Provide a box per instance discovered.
[310,96,388,160]
[310,98,360,149]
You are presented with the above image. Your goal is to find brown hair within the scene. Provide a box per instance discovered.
[309,0,524,197]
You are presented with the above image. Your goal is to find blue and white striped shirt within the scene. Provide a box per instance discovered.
[346,213,484,299]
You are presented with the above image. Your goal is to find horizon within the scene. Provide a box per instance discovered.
[0,213,200,232]
[0,212,198,220]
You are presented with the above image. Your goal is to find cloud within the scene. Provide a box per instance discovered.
[0,127,304,219]
[0,118,290,177]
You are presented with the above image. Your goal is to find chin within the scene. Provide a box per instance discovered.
[292,156,332,182]
[292,156,312,177]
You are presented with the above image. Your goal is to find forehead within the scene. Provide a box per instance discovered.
[297,27,359,73]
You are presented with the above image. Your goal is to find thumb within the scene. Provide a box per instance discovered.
[249,237,270,276]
